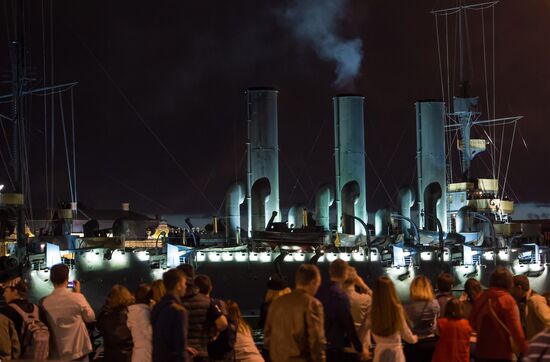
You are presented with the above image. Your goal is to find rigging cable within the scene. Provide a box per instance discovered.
[364,152,395,208]
[434,15,446,103]
[49,0,55,211]
[71,31,218,212]
[58,93,74,204]
[108,176,172,213]
[480,8,494,178]
[41,0,49,212]
[445,14,451,109]
[288,116,327,204]
[500,121,517,201]
[70,88,77,205]
[369,125,408,199]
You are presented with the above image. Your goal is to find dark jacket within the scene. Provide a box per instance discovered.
[97,306,133,362]
[317,281,362,353]
[151,294,189,362]
[181,291,220,358]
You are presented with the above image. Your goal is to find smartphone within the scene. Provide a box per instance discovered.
[67,281,74,288]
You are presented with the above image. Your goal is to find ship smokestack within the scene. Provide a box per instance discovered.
[333,95,367,235]
[315,184,334,232]
[225,182,245,240]
[415,100,447,232]
[375,208,391,237]
[397,186,415,234]
[288,204,307,229]
[245,88,280,235]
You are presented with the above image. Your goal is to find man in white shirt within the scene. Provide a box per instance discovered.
[42,263,95,361]
[512,275,550,340]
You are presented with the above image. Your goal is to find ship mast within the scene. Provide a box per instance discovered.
[2,1,79,266]
[8,0,27,263]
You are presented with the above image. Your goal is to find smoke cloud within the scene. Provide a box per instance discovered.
[283,0,363,87]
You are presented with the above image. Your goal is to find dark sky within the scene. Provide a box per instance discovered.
[0,0,549,217]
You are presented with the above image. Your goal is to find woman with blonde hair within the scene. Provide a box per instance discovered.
[371,276,417,362]
[226,300,264,362]
[404,275,440,362]
[97,284,135,361]
[150,279,166,306]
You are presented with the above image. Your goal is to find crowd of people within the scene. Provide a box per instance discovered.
[0,259,550,361]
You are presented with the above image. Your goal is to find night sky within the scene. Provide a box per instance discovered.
[0,0,549,217]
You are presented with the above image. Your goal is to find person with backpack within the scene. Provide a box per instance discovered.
[0,304,20,360]
[42,263,96,361]
[0,276,50,360]
[194,274,234,361]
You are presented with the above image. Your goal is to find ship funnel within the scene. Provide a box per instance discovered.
[416,100,447,232]
[397,186,415,234]
[456,206,475,233]
[315,184,334,232]
[225,182,245,239]
[333,95,368,235]
[288,204,307,229]
[246,88,280,235]
[375,208,391,236]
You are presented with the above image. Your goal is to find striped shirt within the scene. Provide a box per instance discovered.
[523,328,550,362]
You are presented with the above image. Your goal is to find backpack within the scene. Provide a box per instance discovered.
[207,299,237,359]
[9,303,50,360]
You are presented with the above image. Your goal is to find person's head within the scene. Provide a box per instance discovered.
[343,266,358,289]
[512,275,530,300]
[194,274,212,296]
[1,276,28,302]
[264,274,291,303]
[295,264,321,296]
[371,276,403,337]
[177,264,195,292]
[464,278,482,302]
[151,280,166,303]
[437,273,454,294]
[444,298,465,319]
[329,259,349,283]
[409,275,435,301]
[50,263,69,287]
[134,284,152,305]
[226,299,251,335]
[105,284,134,310]
[177,264,195,280]
[163,268,187,297]
[489,267,513,291]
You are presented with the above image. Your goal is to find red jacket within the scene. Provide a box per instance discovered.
[469,288,528,360]
[432,318,472,362]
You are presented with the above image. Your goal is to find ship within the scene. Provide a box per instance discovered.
[0,1,548,314]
